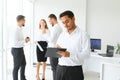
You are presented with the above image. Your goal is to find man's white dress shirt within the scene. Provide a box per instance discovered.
[48,23,62,47]
[11,26,25,48]
[56,26,90,66]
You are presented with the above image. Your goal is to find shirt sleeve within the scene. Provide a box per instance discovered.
[56,32,63,46]
[13,30,25,46]
[48,27,58,42]
[69,32,90,62]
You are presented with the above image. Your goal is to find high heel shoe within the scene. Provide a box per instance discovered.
[42,78,45,80]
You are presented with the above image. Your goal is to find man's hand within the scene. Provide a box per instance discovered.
[25,37,30,43]
[55,44,61,48]
[46,40,49,43]
[57,51,70,57]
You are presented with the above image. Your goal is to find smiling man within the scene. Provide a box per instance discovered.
[56,10,90,80]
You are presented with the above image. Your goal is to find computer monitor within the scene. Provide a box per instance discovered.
[90,39,101,52]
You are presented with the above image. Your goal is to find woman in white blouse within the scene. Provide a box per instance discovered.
[35,19,50,80]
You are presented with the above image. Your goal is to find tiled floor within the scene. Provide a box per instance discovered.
[7,65,100,80]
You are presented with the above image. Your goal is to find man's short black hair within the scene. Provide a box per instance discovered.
[60,10,74,19]
[48,14,57,20]
[16,15,25,22]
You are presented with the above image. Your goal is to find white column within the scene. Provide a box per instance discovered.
[2,0,7,79]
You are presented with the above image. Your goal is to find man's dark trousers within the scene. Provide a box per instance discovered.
[11,48,26,80]
[56,65,84,80]
[50,57,58,80]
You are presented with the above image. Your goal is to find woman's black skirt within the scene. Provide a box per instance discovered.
[36,41,48,62]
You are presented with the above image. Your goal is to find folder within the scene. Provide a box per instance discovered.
[36,42,44,51]
[45,47,66,58]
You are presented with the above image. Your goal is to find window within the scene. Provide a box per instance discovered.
[0,0,3,79]
[5,0,34,79]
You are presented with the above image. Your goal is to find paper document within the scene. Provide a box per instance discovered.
[36,42,44,51]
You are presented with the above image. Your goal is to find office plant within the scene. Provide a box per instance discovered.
[115,44,120,54]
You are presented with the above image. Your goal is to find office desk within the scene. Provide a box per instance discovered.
[100,62,120,80]
[83,52,120,73]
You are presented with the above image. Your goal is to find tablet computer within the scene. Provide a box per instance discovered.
[45,47,66,58]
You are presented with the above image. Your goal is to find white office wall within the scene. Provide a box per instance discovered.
[87,0,120,52]
[33,0,87,31]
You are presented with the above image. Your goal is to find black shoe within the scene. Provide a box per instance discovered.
[42,78,45,80]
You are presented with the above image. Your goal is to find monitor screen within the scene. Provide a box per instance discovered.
[90,39,101,51]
